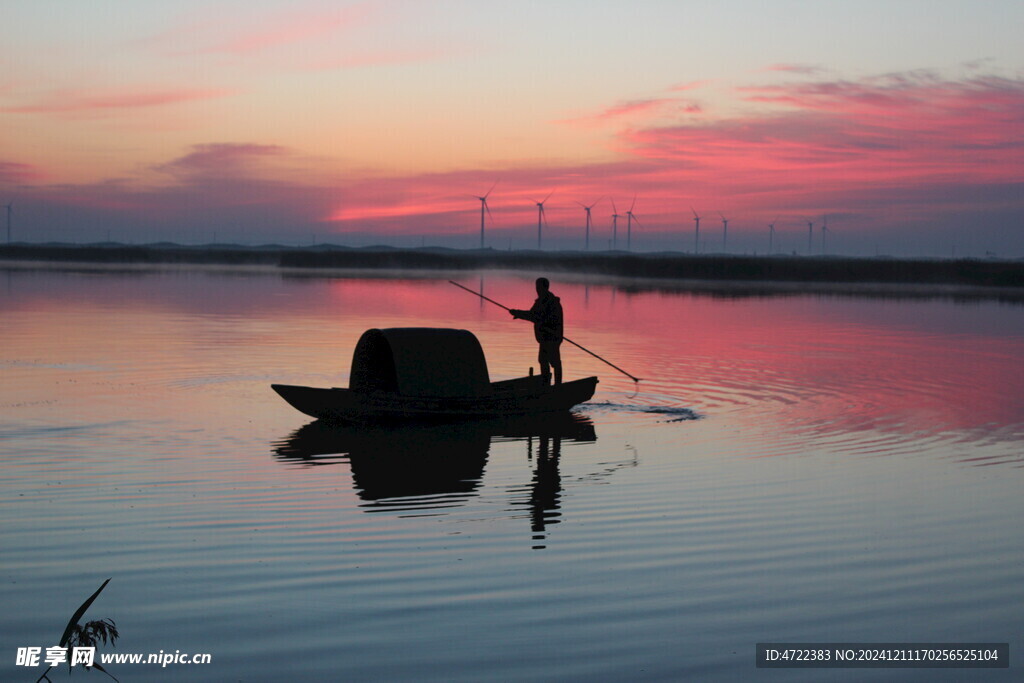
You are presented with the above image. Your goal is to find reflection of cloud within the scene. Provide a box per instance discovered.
[3,88,234,115]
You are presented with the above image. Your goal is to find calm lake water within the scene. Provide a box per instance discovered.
[2,265,1023,682]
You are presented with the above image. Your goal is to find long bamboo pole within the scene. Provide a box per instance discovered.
[449,280,641,384]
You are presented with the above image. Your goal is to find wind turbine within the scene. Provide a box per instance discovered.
[625,196,641,251]
[577,197,602,250]
[5,202,11,244]
[821,215,830,254]
[768,216,778,253]
[692,208,700,253]
[807,220,814,254]
[471,183,497,249]
[532,191,553,249]
[719,213,729,251]
[610,199,621,250]
[691,207,701,253]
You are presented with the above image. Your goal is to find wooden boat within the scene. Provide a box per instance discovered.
[272,327,598,422]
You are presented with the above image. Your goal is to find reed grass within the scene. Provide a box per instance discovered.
[36,579,119,683]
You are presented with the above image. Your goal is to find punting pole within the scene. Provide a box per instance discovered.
[449,280,641,385]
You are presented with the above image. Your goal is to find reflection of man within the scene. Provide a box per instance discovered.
[529,434,562,548]
[510,277,564,385]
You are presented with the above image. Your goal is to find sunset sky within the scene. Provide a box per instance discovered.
[2,0,1023,255]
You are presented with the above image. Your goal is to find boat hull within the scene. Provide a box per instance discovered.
[271,375,598,423]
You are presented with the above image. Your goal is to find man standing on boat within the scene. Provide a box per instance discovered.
[510,277,564,385]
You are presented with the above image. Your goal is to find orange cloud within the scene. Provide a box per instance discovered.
[3,87,235,115]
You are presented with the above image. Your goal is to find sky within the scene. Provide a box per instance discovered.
[2,0,1023,256]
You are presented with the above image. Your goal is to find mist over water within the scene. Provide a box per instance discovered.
[2,267,1022,681]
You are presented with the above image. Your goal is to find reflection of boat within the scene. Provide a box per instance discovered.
[272,328,598,423]
[273,413,596,508]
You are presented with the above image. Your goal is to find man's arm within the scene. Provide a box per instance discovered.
[509,308,533,321]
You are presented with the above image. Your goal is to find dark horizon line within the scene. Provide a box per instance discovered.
[2,242,1024,293]
[2,239,1022,262]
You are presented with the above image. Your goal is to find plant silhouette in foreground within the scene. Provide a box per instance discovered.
[36,578,119,682]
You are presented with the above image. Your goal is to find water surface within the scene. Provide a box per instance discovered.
[2,267,1022,681]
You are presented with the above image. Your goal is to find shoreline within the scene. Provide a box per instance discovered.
[2,243,1023,299]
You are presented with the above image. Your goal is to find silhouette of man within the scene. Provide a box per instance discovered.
[510,277,563,385]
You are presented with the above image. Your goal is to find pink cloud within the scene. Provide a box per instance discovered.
[595,98,675,119]
[145,4,454,74]
[197,3,374,55]
[331,71,1024,243]
[0,161,43,184]
[730,76,1024,173]
[11,70,1024,254]
[606,73,1024,230]
[702,75,1022,159]
[323,160,672,238]
[218,8,370,54]
[557,97,696,128]
[3,88,235,115]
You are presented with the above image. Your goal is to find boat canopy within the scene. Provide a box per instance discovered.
[349,328,491,397]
